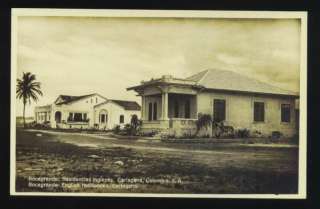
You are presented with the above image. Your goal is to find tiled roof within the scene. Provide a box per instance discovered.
[94,99,141,111]
[110,100,141,111]
[35,104,52,111]
[55,94,96,105]
[186,69,299,97]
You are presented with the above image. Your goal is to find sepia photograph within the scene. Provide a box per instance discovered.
[10,9,307,198]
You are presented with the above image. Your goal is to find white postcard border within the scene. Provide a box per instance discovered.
[10,8,308,199]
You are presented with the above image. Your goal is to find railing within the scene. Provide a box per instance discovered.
[169,118,197,129]
[66,121,89,125]
[67,118,89,123]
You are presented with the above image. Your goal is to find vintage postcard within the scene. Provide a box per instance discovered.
[10,9,307,198]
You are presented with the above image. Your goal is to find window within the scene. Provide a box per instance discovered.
[74,113,83,121]
[153,102,157,120]
[91,98,93,103]
[148,102,152,121]
[83,113,87,121]
[185,100,190,118]
[254,102,265,122]
[213,99,226,122]
[281,104,291,122]
[101,114,105,123]
[120,115,124,123]
[174,101,179,118]
[68,113,73,121]
[96,97,98,103]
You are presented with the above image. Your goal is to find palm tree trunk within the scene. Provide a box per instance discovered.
[23,101,26,128]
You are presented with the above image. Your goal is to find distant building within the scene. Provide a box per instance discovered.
[16,116,35,127]
[127,69,299,137]
[34,93,141,130]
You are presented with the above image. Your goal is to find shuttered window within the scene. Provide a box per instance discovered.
[213,99,226,122]
[254,102,265,122]
[281,104,291,122]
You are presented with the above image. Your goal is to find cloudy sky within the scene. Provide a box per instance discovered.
[16,16,301,117]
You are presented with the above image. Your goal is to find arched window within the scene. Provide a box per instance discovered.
[148,102,152,121]
[153,102,157,120]
[100,114,105,123]
[99,110,108,124]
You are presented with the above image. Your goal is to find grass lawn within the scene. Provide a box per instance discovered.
[15,128,299,194]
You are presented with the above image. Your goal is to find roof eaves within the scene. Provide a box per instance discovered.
[203,87,299,98]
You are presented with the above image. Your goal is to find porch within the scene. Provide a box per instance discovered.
[141,93,198,136]
[54,110,90,129]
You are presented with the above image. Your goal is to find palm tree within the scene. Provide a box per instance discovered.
[16,72,43,128]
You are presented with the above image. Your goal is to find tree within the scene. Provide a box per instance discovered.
[130,114,141,135]
[16,72,43,128]
[195,113,212,136]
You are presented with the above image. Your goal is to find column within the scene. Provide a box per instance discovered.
[161,92,168,120]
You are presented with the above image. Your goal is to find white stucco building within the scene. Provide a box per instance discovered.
[127,69,299,137]
[34,93,141,130]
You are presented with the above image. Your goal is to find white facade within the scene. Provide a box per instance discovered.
[94,101,141,130]
[35,93,141,130]
[128,70,299,138]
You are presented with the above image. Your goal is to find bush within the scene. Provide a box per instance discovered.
[271,131,282,139]
[195,113,212,137]
[129,114,142,136]
[196,113,212,132]
[140,131,157,137]
[113,125,120,134]
[29,122,51,130]
[124,123,133,135]
[237,129,250,138]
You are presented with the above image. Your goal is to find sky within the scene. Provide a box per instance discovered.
[15,16,301,117]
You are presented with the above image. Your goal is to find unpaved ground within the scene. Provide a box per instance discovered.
[15,129,299,194]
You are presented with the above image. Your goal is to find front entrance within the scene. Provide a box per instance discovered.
[99,109,108,130]
[55,111,62,123]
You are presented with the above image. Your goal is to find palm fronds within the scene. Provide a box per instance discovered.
[16,72,43,127]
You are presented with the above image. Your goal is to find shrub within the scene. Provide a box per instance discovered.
[130,114,142,136]
[113,125,121,134]
[237,128,250,138]
[182,132,195,139]
[195,113,212,135]
[271,131,282,139]
[124,123,133,135]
